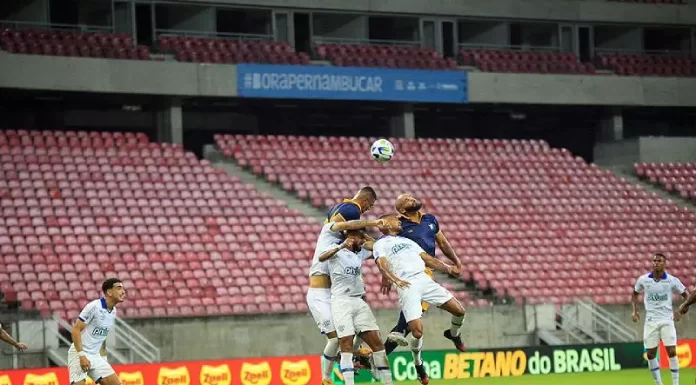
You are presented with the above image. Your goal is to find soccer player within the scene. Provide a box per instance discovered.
[306,187,378,385]
[373,215,466,385]
[318,231,403,385]
[383,194,465,356]
[0,321,27,352]
[632,253,689,385]
[68,278,126,385]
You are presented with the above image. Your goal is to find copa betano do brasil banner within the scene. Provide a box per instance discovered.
[236,64,468,103]
[331,342,645,383]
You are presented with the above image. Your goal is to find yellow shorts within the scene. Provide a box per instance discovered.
[421,268,434,312]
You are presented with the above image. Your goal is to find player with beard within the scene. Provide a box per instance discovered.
[381,194,465,384]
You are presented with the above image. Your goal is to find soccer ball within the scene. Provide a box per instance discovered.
[370,139,394,163]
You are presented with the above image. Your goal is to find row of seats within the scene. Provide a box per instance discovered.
[608,0,685,3]
[635,162,696,201]
[216,134,696,305]
[158,36,310,65]
[0,28,151,60]
[1,27,693,77]
[1,129,487,321]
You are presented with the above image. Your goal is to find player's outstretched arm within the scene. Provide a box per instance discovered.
[375,257,410,289]
[318,239,354,262]
[419,252,457,277]
[330,219,383,232]
[0,328,27,352]
[435,231,462,274]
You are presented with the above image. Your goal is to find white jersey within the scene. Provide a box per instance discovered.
[327,248,373,298]
[73,298,117,355]
[634,272,686,323]
[308,223,344,276]
[372,235,427,280]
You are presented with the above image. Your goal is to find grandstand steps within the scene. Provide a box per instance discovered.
[205,146,326,221]
[610,165,696,213]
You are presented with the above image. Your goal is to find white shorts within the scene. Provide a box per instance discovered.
[331,296,380,339]
[644,321,677,349]
[307,288,335,334]
[68,347,115,384]
[398,273,454,323]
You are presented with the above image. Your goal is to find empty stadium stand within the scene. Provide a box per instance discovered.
[0,28,151,60]
[460,50,596,74]
[0,129,357,320]
[635,162,696,200]
[216,134,696,305]
[315,43,457,70]
[608,0,685,4]
[597,53,696,77]
[158,35,310,65]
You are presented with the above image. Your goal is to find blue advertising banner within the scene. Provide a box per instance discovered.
[236,64,468,103]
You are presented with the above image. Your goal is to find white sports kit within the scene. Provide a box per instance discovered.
[634,272,686,349]
[68,298,116,384]
[373,235,453,323]
[306,223,344,334]
[327,247,378,338]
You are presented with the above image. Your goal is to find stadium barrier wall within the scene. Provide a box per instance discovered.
[0,342,645,385]
[3,53,696,106]
[168,0,696,25]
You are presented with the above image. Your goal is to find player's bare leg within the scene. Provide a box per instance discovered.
[405,318,429,385]
[322,331,340,385]
[438,297,467,352]
[645,347,663,384]
[665,345,678,385]
[358,331,394,385]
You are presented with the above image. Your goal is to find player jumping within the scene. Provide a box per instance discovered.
[632,253,689,385]
[373,215,466,385]
[318,230,402,385]
[306,187,378,385]
[68,278,126,385]
[382,195,465,360]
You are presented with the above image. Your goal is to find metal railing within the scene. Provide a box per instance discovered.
[577,298,638,343]
[0,20,113,33]
[458,42,561,52]
[594,48,692,57]
[155,28,272,41]
[312,36,421,47]
[556,306,606,343]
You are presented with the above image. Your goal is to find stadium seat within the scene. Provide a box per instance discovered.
[460,49,595,75]
[315,43,456,70]
[158,36,310,65]
[215,134,696,305]
[598,53,696,77]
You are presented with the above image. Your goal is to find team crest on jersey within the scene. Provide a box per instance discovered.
[429,223,436,231]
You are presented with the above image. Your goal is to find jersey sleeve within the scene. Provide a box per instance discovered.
[78,301,98,323]
[430,215,441,234]
[333,203,361,221]
[673,277,687,294]
[634,277,644,293]
[360,248,373,261]
[372,240,385,260]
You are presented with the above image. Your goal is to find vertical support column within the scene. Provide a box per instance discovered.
[390,103,416,139]
[156,98,183,144]
[600,107,623,141]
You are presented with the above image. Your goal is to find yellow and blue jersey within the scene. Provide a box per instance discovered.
[324,199,362,224]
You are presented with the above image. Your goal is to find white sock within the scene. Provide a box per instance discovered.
[322,338,339,380]
[669,356,679,385]
[340,352,355,385]
[649,358,663,385]
[450,314,465,336]
[372,350,393,385]
[408,335,423,366]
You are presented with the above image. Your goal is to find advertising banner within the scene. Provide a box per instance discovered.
[658,340,696,368]
[331,343,645,383]
[236,64,468,103]
[0,355,319,385]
